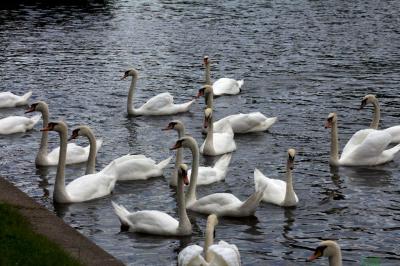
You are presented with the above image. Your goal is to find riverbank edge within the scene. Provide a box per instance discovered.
[0,177,124,266]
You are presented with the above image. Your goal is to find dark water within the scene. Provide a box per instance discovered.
[1,0,400,265]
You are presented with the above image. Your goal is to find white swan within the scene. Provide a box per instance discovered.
[163,120,232,186]
[307,240,342,266]
[178,214,241,266]
[70,125,171,180]
[325,112,400,166]
[112,163,192,236]
[197,85,277,133]
[42,121,116,203]
[122,68,195,116]
[200,108,236,156]
[25,101,103,166]
[203,56,243,96]
[0,91,32,108]
[171,136,265,217]
[0,114,41,135]
[360,94,400,142]
[254,149,298,207]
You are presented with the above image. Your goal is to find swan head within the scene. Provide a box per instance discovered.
[196,85,213,99]
[359,94,377,109]
[25,101,47,113]
[325,113,337,129]
[307,240,341,262]
[178,164,189,185]
[162,120,184,132]
[204,108,213,128]
[203,56,209,66]
[170,136,197,150]
[121,68,138,80]
[287,148,296,170]
[40,121,66,132]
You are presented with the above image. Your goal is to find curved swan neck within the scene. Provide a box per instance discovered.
[186,138,199,205]
[370,98,380,129]
[81,126,97,175]
[37,104,50,162]
[173,128,186,184]
[54,124,69,203]
[127,75,138,115]
[204,215,218,262]
[329,253,342,266]
[177,168,191,234]
[330,120,340,166]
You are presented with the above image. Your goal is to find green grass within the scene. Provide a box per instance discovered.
[0,203,82,266]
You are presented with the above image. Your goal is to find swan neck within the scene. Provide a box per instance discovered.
[370,99,380,129]
[173,129,186,185]
[127,75,137,115]
[204,115,215,154]
[54,126,69,202]
[204,219,217,262]
[186,139,199,205]
[205,61,211,85]
[205,90,213,109]
[37,106,49,161]
[84,128,97,175]
[177,170,191,234]
[330,120,340,166]
[283,164,296,204]
[329,250,342,266]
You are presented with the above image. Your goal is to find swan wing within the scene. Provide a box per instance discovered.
[254,169,286,205]
[188,166,219,186]
[341,130,392,164]
[384,125,400,143]
[0,115,40,134]
[140,92,174,112]
[48,143,87,164]
[212,132,236,155]
[125,210,179,235]
[341,129,375,158]
[213,78,242,95]
[208,241,241,266]
[0,92,19,107]
[112,156,163,180]
[178,245,206,266]
[66,173,116,202]
[189,193,242,215]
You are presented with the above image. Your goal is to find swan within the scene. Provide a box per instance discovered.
[71,125,171,180]
[360,94,400,142]
[171,136,265,217]
[178,214,241,266]
[163,120,232,186]
[197,85,277,133]
[254,149,298,207]
[200,108,237,156]
[307,240,342,266]
[325,112,400,166]
[122,68,195,116]
[0,91,32,108]
[25,101,103,166]
[111,163,192,236]
[0,114,41,135]
[203,56,243,96]
[41,121,117,203]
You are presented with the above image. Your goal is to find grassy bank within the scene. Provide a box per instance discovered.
[0,202,82,266]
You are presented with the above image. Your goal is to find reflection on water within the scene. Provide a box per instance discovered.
[1,0,400,265]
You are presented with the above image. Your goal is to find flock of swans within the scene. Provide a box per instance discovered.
[1,56,398,265]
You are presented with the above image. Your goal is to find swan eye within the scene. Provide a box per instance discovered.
[124,71,130,76]
[314,245,327,256]
[48,122,58,129]
[169,122,177,128]
[327,117,333,122]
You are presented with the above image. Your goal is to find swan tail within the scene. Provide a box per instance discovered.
[213,153,232,174]
[30,114,42,126]
[95,138,104,153]
[384,143,400,158]
[239,184,267,215]
[157,156,172,170]
[237,80,244,89]
[18,91,32,104]
[111,201,131,228]
[178,99,196,112]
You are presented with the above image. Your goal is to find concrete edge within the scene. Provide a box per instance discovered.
[0,177,124,266]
